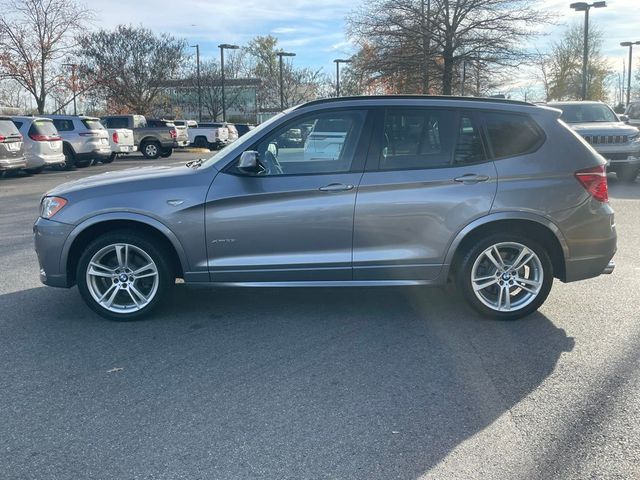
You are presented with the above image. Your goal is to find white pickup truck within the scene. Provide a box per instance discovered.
[185,121,229,150]
[104,128,137,163]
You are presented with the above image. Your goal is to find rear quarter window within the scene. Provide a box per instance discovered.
[82,119,105,130]
[481,112,544,159]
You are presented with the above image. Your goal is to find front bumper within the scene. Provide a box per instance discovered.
[33,217,75,288]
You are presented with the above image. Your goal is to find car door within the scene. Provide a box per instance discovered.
[353,107,498,282]
[205,108,372,283]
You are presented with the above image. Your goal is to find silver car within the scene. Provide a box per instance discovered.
[48,115,111,169]
[34,96,617,321]
[11,116,65,173]
[0,116,26,172]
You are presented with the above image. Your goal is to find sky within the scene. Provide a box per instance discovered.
[93,0,640,93]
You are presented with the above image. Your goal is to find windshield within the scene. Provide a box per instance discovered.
[200,112,286,169]
[555,104,619,123]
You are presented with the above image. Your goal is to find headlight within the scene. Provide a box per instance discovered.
[629,133,640,143]
[40,196,67,219]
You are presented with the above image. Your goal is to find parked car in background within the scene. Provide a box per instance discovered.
[147,119,189,149]
[11,116,65,173]
[34,96,616,321]
[204,122,238,144]
[624,101,640,128]
[173,119,198,129]
[48,115,110,169]
[188,122,229,150]
[104,127,137,163]
[549,101,640,182]
[101,115,177,159]
[0,116,26,173]
[234,123,256,137]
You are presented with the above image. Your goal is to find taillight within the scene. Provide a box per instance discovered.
[112,131,119,144]
[169,129,177,139]
[0,135,5,142]
[575,165,608,202]
[79,131,99,137]
[29,134,61,141]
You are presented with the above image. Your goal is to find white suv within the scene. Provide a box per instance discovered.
[11,116,65,173]
[48,115,111,169]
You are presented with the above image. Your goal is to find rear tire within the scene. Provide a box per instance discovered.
[63,144,76,170]
[194,136,208,149]
[616,166,639,183]
[26,166,45,174]
[76,231,173,321]
[456,233,553,321]
[102,153,116,164]
[159,147,173,158]
[141,141,160,159]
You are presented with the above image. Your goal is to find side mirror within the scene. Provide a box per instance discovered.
[238,150,260,173]
[619,114,630,123]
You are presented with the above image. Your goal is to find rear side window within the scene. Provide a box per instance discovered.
[481,112,544,159]
[52,119,74,131]
[381,109,456,170]
[104,117,129,129]
[0,119,20,136]
[29,120,58,137]
[82,119,104,130]
[627,103,640,118]
[12,120,23,130]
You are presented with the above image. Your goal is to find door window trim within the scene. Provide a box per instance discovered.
[223,107,374,178]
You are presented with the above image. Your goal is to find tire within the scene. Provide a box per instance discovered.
[194,136,209,149]
[76,231,174,321]
[616,166,639,183]
[75,159,92,168]
[63,144,76,170]
[102,153,116,164]
[456,233,553,321]
[159,147,173,158]
[141,141,160,159]
[26,166,45,174]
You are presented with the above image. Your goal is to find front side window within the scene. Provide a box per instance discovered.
[236,110,365,176]
[482,112,544,159]
[380,109,456,170]
[104,117,128,129]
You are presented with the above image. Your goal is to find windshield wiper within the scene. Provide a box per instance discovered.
[186,158,204,169]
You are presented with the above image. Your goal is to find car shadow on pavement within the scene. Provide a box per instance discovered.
[0,285,574,479]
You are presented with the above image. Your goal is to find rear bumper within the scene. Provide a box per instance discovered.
[112,145,138,154]
[26,152,66,168]
[176,140,189,147]
[0,156,27,171]
[76,148,111,161]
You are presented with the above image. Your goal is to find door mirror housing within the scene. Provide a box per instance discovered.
[238,150,261,173]
[618,114,630,123]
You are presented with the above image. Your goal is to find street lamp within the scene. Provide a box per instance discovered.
[190,44,201,122]
[62,63,78,115]
[218,43,240,122]
[334,59,352,97]
[570,1,607,100]
[621,41,640,107]
[277,51,296,110]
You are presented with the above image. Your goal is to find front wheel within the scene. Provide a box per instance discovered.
[76,232,173,321]
[456,234,553,320]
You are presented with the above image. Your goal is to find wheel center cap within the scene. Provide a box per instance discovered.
[119,273,128,282]
[502,272,511,281]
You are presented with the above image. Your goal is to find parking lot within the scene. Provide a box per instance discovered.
[1,151,639,479]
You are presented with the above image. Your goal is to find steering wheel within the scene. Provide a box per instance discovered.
[263,149,283,175]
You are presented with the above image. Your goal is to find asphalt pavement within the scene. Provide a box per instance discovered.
[1,151,639,479]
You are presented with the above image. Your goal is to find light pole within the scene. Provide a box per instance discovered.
[218,43,239,122]
[621,41,640,107]
[277,51,296,110]
[334,59,352,97]
[62,63,78,115]
[570,1,607,100]
[190,44,202,122]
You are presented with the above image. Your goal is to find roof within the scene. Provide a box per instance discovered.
[547,101,605,105]
[11,115,53,122]
[299,95,535,109]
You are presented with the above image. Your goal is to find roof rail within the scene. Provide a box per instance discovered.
[298,95,535,109]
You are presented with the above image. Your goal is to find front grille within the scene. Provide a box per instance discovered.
[582,134,629,145]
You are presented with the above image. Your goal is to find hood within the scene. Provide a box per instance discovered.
[47,164,194,197]
[569,122,640,135]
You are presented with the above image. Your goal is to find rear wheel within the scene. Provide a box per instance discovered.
[26,166,45,174]
[456,234,553,320]
[159,147,173,158]
[102,153,116,164]
[62,144,76,170]
[141,141,160,159]
[194,136,209,149]
[76,232,173,321]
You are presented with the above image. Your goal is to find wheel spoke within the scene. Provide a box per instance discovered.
[510,247,534,272]
[102,285,120,308]
[129,284,148,306]
[473,277,499,291]
[503,285,511,310]
[485,247,505,270]
[496,284,504,310]
[132,263,157,277]
[88,262,116,278]
[115,244,127,269]
[127,288,142,308]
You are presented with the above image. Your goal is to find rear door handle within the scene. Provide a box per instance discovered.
[453,174,490,184]
[319,183,355,192]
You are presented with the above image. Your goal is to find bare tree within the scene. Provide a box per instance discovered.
[0,0,91,113]
[347,0,553,96]
[77,25,186,115]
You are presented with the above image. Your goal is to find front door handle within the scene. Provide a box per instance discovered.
[319,183,355,192]
[453,174,490,184]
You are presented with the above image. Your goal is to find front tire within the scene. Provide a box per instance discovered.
[456,234,553,320]
[76,232,173,321]
[62,144,76,170]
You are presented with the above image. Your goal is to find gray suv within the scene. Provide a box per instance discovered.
[34,96,617,321]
